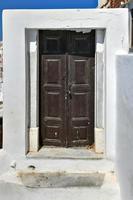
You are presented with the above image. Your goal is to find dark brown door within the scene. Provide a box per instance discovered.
[68,56,95,146]
[40,55,67,146]
[39,30,95,147]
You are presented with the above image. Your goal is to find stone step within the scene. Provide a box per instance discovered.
[17,170,116,188]
[0,167,117,189]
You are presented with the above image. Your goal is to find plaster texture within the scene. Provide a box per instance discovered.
[95,30,105,153]
[0,159,120,199]
[17,171,105,188]
[26,29,39,152]
[0,183,120,200]
[116,53,133,200]
[29,128,39,152]
[3,9,129,161]
[26,30,39,129]
[95,128,105,153]
[27,147,103,159]
[0,150,11,175]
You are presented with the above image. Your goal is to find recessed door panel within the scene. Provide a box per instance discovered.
[39,30,66,54]
[71,93,89,118]
[67,30,95,56]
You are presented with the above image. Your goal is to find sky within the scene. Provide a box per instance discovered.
[0,0,98,40]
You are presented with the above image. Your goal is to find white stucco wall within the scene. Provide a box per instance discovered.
[116,53,133,200]
[3,9,129,164]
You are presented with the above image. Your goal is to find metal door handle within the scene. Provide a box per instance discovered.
[65,94,67,100]
[68,85,72,99]
[69,91,72,99]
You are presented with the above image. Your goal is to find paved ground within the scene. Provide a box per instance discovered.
[0,183,120,200]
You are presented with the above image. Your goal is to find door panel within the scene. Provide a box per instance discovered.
[40,55,67,146]
[67,30,95,56]
[39,30,66,54]
[68,56,94,146]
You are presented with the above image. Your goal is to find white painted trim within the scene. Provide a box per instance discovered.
[95,128,105,153]
[29,127,39,152]
[94,29,105,154]
[27,29,105,155]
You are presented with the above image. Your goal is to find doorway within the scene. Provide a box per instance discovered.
[39,30,95,147]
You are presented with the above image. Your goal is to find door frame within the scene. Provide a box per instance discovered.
[39,30,96,148]
[27,28,105,154]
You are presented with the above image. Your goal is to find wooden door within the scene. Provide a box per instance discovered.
[39,30,95,147]
[68,56,95,146]
[40,55,67,146]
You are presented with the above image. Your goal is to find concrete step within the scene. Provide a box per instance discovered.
[0,159,120,200]
[0,176,120,200]
[27,147,103,159]
[0,169,117,188]
[1,159,115,188]
[17,170,115,188]
[16,158,115,173]
[0,185,120,200]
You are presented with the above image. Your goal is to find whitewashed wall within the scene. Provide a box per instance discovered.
[2,9,129,166]
[116,53,133,200]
